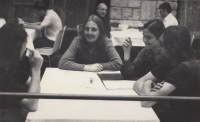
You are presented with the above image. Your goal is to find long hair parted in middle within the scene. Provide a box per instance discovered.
[76,15,108,64]
[80,14,106,44]
[143,19,165,39]
[163,26,195,63]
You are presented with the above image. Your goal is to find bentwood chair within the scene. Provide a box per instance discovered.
[77,24,84,37]
[36,26,67,67]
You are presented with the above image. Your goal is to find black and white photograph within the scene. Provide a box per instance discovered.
[0,0,200,122]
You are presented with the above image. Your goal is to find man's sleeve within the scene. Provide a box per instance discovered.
[41,14,52,27]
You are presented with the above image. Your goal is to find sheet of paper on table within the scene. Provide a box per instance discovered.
[103,80,135,90]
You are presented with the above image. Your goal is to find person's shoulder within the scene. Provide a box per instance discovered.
[73,36,81,43]
[182,59,200,71]
[104,37,112,45]
[46,10,57,16]
[168,13,177,20]
[164,13,172,20]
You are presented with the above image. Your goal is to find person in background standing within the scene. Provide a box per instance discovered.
[93,3,111,38]
[159,2,178,28]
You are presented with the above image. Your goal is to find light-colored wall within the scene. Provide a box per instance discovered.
[110,0,178,27]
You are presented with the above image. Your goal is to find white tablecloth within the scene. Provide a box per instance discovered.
[25,29,38,50]
[26,68,159,122]
[111,29,145,47]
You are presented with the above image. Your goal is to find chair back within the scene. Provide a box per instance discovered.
[77,24,84,37]
[190,34,195,46]
[52,26,66,54]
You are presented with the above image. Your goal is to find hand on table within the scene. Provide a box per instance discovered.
[122,37,132,53]
[84,63,103,72]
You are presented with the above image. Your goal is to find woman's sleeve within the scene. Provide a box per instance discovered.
[100,38,122,71]
[120,48,146,79]
[58,37,85,71]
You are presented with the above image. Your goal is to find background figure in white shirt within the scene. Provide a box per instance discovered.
[159,2,178,28]
[19,1,62,48]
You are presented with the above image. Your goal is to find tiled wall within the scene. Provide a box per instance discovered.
[110,0,178,27]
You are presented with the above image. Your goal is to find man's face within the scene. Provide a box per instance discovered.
[96,4,107,18]
[36,10,45,17]
[159,9,166,18]
[84,21,100,43]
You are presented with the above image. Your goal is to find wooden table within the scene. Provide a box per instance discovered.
[26,68,160,122]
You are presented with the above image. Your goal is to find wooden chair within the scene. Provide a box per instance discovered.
[36,26,67,67]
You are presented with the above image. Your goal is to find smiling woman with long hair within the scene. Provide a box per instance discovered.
[133,26,200,122]
[59,15,122,72]
[120,19,165,79]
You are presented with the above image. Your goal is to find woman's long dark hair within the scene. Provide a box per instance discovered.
[163,26,195,64]
[0,23,27,69]
[143,19,165,39]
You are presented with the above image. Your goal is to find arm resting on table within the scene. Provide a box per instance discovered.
[140,80,175,107]
[58,37,85,71]
[100,38,122,71]
[133,72,158,95]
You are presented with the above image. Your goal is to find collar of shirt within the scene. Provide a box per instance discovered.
[163,13,173,22]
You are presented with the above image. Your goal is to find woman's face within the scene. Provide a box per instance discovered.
[20,40,27,59]
[84,21,100,43]
[143,28,159,50]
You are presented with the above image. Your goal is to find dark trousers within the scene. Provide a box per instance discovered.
[33,36,54,48]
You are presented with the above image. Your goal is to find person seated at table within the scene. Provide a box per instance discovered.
[93,3,111,38]
[0,23,43,122]
[133,26,200,122]
[58,15,122,72]
[120,19,165,79]
[18,1,62,48]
